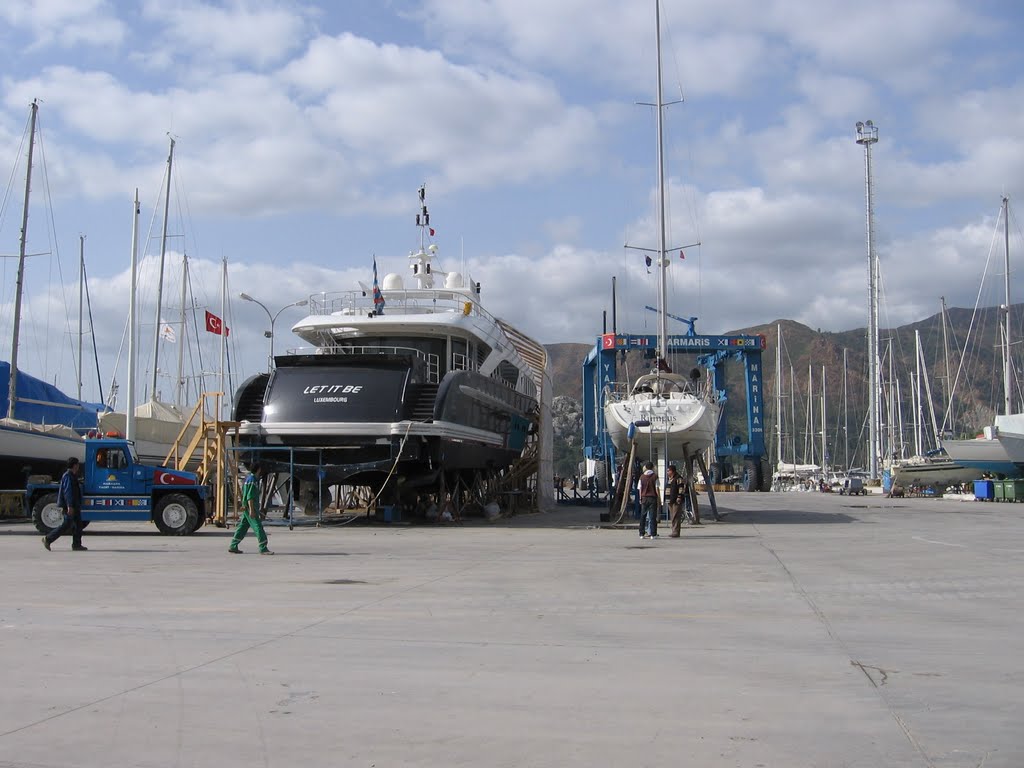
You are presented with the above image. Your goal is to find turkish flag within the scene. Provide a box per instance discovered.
[155,470,193,486]
[205,310,229,336]
[602,333,616,350]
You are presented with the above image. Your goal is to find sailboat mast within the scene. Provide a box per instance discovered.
[1002,196,1012,416]
[820,365,827,474]
[940,296,952,435]
[918,329,940,451]
[219,257,228,421]
[775,324,783,471]
[150,137,175,401]
[914,330,922,456]
[175,253,188,406]
[127,190,140,442]
[654,0,669,364]
[843,348,849,470]
[78,236,85,401]
[7,100,38,420]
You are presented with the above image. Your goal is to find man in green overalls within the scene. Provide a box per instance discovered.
[229,462,274,555]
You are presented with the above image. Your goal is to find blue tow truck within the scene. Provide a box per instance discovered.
[26,436,210,536]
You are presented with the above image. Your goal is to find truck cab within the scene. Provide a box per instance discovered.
[28,436,210,536]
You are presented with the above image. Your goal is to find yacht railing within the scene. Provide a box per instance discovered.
[308,289,499,325]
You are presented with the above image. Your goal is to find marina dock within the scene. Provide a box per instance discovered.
[1,492,1021,767]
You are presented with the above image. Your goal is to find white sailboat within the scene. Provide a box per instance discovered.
[98,139,202,464]
[940,196,1024,479]
[0,101,102,486]
[602,1,720,461]
[889,327,979,491]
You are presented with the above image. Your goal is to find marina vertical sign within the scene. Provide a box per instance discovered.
[745,357,765,455]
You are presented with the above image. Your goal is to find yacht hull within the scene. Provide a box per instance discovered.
[233,355,537,489]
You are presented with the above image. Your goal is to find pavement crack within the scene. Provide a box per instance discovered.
[851,660,891,687]
[757,534,936,768]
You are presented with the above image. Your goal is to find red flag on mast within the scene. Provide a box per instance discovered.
[205,310,229,336]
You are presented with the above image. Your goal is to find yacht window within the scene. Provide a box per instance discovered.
[451,337,469,371]
[496,360,519,388]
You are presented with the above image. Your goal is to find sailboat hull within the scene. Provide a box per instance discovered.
[604,394,719,458]
[940,422,1024,478]
[0,421,84,486]
[889,457,982,488]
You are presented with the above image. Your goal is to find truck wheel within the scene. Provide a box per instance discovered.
[741,459,761,492]
[32,493,63,535]
[153,494,199,535]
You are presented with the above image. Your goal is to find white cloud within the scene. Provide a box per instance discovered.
[140,0,311,70]
[1,0,125,49]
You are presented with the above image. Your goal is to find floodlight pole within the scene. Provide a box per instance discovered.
[856,120,880,480]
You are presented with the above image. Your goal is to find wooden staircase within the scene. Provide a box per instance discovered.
[163,392,239,524]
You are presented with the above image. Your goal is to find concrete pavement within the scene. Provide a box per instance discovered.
[1,492,1021,767]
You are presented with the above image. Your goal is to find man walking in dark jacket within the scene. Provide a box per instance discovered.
[43,457,86,551]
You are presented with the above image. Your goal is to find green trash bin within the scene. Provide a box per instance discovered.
[1006,479,1024,502]
[994,480,1007,502]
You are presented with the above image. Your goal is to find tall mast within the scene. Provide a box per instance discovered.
[175,253,188,406]
[789,364,797,467]
[219,257,228,421]
[820,365,827,474]
[1002,196,1012,416]
[775,324,783,470]
[914,330,923,456]
[78,236,85,401]
[806,364,814,466]
[7,100,39,420]
[654,0,668,366]
[918,328,940,451]
[127,190,140,442]
[940,296,952,436]
[150,136,175,401]
[843,348,849,470]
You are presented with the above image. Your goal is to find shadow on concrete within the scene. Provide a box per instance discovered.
[268,551,366,557]
[719,508,860,524]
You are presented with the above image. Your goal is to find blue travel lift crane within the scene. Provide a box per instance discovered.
[581,318,768,520]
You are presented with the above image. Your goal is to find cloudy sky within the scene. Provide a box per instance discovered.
[2,0,1023,406]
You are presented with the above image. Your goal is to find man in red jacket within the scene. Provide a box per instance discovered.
[638,462,660,539]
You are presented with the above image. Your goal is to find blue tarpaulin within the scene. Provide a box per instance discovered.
[0,361,106,430]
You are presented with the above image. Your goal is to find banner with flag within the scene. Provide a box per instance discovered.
[372,257,386,314]
[205,310,229,336]
[159,321,176,343]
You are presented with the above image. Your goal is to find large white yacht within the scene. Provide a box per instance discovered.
[233,187,547,508]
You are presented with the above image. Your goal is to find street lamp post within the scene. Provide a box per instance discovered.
[239,293,308,372]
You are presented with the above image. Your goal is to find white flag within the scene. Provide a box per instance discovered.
[159,321,176,343]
